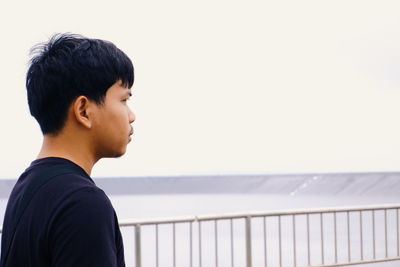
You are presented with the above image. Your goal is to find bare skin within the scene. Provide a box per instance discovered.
[37,81,135,175]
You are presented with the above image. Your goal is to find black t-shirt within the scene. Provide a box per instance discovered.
[0,157,125,267]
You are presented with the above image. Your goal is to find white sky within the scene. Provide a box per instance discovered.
[1,0,400,178]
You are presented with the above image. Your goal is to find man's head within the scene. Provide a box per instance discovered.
[27,33,135,158]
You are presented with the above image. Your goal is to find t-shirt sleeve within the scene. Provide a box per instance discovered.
[49,187,120,267]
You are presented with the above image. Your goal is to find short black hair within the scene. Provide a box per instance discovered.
[26,33,134,135]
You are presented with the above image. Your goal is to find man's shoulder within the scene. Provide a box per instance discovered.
[23,161,114,229]
[10,157,110,216]
[19,157,98,195]
[35,169,110,211]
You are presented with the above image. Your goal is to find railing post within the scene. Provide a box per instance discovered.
[135,224,142,267]
[245,216,252,267]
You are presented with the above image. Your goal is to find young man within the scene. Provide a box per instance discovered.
[0,33,135,267]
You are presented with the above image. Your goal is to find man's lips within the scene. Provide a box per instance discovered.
[128,127,134,141]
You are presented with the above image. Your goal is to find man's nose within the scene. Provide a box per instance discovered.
[128,107,135,124]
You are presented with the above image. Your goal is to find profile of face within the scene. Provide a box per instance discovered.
[90,81,135,158]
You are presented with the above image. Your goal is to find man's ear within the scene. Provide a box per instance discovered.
[72,96,93,129]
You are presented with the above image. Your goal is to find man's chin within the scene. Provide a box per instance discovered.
[102,148,127,159]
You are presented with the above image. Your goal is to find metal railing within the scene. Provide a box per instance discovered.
[119,203,400,267]
[1,203,400,266]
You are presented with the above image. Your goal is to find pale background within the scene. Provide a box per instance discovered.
[1,0,400,178]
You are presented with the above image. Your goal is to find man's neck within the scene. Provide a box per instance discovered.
[37,134,97,176]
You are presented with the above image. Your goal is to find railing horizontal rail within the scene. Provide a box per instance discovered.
[118,203,400,226]
[309,256,400,266]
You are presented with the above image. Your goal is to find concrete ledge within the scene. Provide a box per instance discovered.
[1,172,400,198]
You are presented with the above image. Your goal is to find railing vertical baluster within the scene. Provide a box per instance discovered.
[320,213,324,265]
[385,209,388,258]
[307,214,310,266]
[173,223,176,267]
[135,224,142,267]
[156,224,159,267]
[230,219,235,267]
[373,210,376,259]
[347,211,351,262]
[334,212,337,263]
[293,215,296,267]
[263,216,267,267]
[397,209,400,257]
[215,220,218,267]
[245,216,252,267]
[199,221,202,267]
[360,211,363,261]
[190,222,193,267]
[278,215,282,267]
